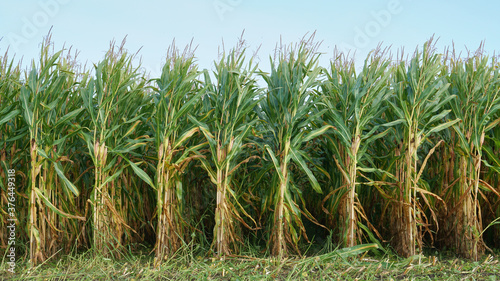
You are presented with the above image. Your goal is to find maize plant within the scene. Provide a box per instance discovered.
[387,39,460,257]
[446,50,500,260]
[0,35,498,267]
[151,42,204,264]
[79,40,153,257]
[19,39,85,265]
[192,39,261,257]
[257,36,330,258]
[321,47,392,248]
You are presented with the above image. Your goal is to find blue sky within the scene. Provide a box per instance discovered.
[1,0,499,77]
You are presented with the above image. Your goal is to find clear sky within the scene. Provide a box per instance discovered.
[1,0,499,77]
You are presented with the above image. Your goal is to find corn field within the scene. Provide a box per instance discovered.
[1,35,500,267]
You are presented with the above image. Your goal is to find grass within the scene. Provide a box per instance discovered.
[2,245,499,280]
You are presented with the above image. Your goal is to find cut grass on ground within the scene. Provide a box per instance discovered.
[2,247,500,280]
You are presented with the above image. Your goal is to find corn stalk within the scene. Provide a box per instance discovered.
[388,39,460,257]
[321,47,392,248]
[79,40,153,257]
[19,39,84,265]
[152,43,204,265]
[191,39,260,258]
[446,49,500,260]
[258,36,328,258]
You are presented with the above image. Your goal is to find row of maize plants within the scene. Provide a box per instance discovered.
[1,35,499,268]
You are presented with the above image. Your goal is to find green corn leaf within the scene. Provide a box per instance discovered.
[118,153,156,190]
[34,187,85,220]
[425,118,461,136]
[0,109,20,125]
[290,147,322,194]
[53,161,80,196]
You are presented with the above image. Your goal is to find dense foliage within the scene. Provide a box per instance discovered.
[1,35,499,270]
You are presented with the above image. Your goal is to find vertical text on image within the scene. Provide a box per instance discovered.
[6,169,17,274]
